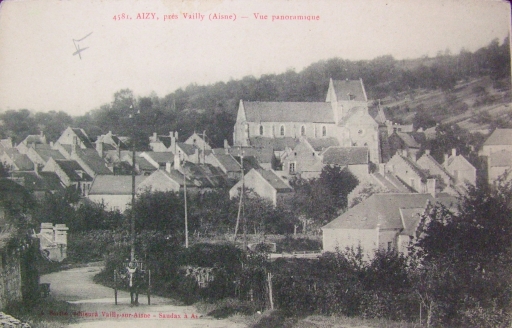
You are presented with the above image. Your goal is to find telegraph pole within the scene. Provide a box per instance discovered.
[183,161,189,248]
[130,102,137,262]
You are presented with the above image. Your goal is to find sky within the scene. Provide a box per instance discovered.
[0,0,510,117]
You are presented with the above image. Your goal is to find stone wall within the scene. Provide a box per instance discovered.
[0,248,22,310]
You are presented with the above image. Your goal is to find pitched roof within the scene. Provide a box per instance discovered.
[13,154,34,171]
[242,101,334,123]
[22,134,46,145]
[89,175,146,195]
[143,152,174,165]
[138,169,195,190]
[396,132,421,148]
[34,148,65,162]
[399,207,424,236]
[256,169,293,192]
[212,154,241,172]
[331,79,367,102]
[75,149,113,175]
[249,137,299,151]
[484,128,512,146]
[182,162,228,188]
[10,171,62,192]
[177,143,197,156]
[157,136,172,148]
[397,154,429,180]
[230,147,274,164]
[321,147,369,165]
[54,160,93,182]
[306,138,339,151]
[71,128,94,148]
[418,153,453,179]
[323,193,433,230]
[233,155,262,172]
[490,150,512,167]
[0,138,13,149]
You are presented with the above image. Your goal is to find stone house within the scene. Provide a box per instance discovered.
[42,158,93,195]
[16,132,47,154]
[443,149,476,187]
[229,168,293,206]
[387,131,421,161]
[87,175,147,212]
[56,127,95,150]
[481,129,512,183]
[385,152,429,193]
[416,149,453,189]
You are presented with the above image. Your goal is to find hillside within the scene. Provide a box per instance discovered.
[378,76,512,133]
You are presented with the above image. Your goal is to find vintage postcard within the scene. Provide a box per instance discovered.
[0,0,511,327]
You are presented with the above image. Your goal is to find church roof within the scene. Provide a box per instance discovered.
[332,79,367,102]
[242,101,334,123]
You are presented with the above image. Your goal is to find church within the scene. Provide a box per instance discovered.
[232,78,381,164]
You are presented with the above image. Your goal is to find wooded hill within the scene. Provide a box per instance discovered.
[1,37,510,148]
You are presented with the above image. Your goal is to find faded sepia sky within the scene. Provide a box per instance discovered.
[0,0,510,116]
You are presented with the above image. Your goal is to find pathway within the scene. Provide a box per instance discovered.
[40,264,246,328]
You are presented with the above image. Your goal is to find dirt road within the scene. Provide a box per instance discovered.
[40,265,247,328]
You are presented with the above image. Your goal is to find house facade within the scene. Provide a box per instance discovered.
[322,193,435,259]
[481,129,512,183]
[229,168,293,206]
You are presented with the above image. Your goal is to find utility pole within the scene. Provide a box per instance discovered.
[183,160,189,248]
[241,152,247,250]
[202,130,206,165]
[234,150,244,244]
[129,102,138,262]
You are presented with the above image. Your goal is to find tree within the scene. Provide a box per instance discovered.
[287,166,359,233]
[411,177,512,327]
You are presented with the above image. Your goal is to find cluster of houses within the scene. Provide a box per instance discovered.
[1,78,511,260]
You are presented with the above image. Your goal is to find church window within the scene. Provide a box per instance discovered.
[259,125,264,136]
[301,126,306,136]
[322,126,327,137]
[280,125,285,136]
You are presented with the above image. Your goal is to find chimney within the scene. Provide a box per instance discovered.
[452,148,456,157]
[171,132,176,153]
[425,149,430,155]
[152,132,157,142]
[174,152,181,170]
[71,136,78,157]
[165,161,172,173]
[50,141,54,148]
[96,141,103,158]
[194,148,199,164]
[427,178,436,198]
[444,154,449,167]
[379,163,385,174]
